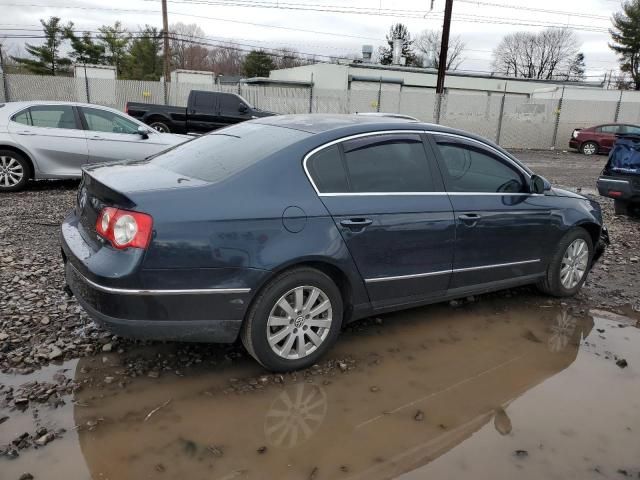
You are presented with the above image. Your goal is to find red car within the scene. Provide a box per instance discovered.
[569,123,640,155]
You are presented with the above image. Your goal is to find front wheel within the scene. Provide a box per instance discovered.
[241,268,343,372]
[148,121,171,133]
[537,228,593,297]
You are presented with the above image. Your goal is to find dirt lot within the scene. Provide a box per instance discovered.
[1,150,639,479]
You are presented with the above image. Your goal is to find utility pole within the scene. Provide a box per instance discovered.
[435,0,453,94]
[161,0,171,84]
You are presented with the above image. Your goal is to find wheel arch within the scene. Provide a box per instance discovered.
[574,221,601,249]
[0,144,35,178]
[144,114,172,126]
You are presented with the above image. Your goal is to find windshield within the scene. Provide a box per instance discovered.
[150,122,309,183]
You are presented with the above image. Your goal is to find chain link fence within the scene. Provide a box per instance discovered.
[2,72,640,150]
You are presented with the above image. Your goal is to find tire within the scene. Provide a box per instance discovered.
[537,228,593,297]
[148,120,171,133]
[614,199,629,216]
[241,267,343,372]
[0,150,30,192]
[580,141,598,156]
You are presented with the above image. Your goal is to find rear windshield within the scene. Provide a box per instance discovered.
[151,123,309,182]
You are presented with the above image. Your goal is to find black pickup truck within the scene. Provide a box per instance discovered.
[126,90,276,134]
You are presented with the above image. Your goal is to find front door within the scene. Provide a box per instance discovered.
[8,104,88,177]
[430,134,558,291]
[79,107,172,163]
[217,93,252,126]
[305,132,455,309]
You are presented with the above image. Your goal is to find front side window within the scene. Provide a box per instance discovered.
[29,105,77,129]
[435,141,525,193]
[81,107,139,134]
[342,134,433,193]
[219,94,242,112]
[621,125,640,135]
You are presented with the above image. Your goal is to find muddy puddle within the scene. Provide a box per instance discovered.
[2,300,639,480]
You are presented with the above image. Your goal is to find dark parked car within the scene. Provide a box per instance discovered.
[569,123,640,155]
[126,90,275,134]
[597,133,640,215]
[62,115,608,371]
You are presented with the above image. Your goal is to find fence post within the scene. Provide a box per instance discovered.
[376,77,382,113]
[614,89,623,122]
[495,84,507,145]
[83,63,91,103]
[551,86,565,149]
[308,73,314,114]
[0,46,9,102]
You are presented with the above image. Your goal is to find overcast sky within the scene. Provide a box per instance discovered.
[0,0,624,78]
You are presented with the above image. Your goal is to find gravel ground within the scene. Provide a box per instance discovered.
[1,150,639,376]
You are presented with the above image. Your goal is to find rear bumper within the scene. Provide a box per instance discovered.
[597,176,638,201]
[64,262,250,342]
[569,139,580,150]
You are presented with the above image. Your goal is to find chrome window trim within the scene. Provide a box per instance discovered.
[365,259,541,283]
[302,129,533,197]
[70,263,251,295]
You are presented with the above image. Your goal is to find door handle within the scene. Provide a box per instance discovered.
[340,218,373,232]
[89,135,104,140]
[458,213,482,226]
[16,130,35,135]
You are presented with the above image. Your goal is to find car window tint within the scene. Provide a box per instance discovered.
[341,134,432,193]
[193,92,213,110]
[307,145,349,193]
[622,125,640,135]
[599,125,620,134]
[219,94,241,113]
[29,105,77,129]
[12,109,31,126]
[151,123,309,183]
[436,142,525,193]
[82,107,139,134]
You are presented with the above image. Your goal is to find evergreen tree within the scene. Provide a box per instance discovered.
[67,31,106,65]
[11,17,73,75]
[98,22,131,78]
[242,50,275,77]
[121,26,163,80]
[378,23,419,66]
[567,53,586,81]
[610,0,640,90]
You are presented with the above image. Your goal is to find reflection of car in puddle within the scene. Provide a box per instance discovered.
[264,383,328,449]
[72,305,593,480]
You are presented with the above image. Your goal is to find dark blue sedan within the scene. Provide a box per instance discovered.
[62,115,608,371]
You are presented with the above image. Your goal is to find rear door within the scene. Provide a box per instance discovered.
[217,93,252,126]
[187,91,219,132]
[79,106,175,164]
[597,125,621,151]
[430,134,556,291]
[8,104,88,177]
[306,132,455,309]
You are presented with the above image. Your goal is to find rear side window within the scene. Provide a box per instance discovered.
[192,92,214,110]
[29,105,78,129]
[12,109,31,126]
[307,145,349,193]
[598,125,621,134]
[342,134,432,193]
[435,141,525,193]
[151,123,309,183]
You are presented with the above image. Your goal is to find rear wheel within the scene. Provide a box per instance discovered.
[581,141,598,156]
[537,228,593,297]
[241,267,343,372]
[148,120,171,133]
[0,150,29,192]
[614,199,629,215]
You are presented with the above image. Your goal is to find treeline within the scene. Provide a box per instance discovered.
[3,17,314,80]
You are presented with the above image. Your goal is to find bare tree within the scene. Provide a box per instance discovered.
[415,30,465,70]
[492,28,581,80]
[208,44,245,76]
[169,22,211,70]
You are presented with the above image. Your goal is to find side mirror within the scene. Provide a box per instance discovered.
[530,174,550,194]
[137,126,150,139]
[238,104,248,113]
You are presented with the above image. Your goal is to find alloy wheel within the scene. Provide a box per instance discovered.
[582,143,597,155]
[560,239,589,289]
[266,286,333,360]
[150,123,169,133]
[0,156,24,188]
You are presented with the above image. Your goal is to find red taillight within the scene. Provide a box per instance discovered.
[608,190,623,198]
[96,207,153,249]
